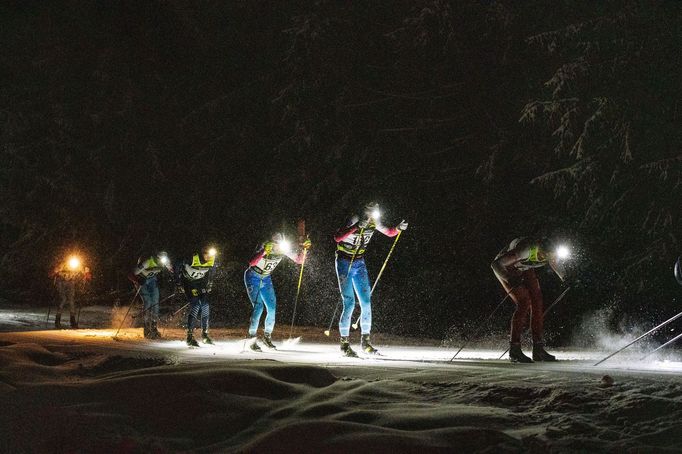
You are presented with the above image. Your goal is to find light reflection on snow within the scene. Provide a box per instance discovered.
[7,327,682,374]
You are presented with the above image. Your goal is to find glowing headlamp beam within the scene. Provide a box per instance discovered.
[555,245,570,260]
[277,239,292,255]
[371,209,381,220]
[67,256,81,270]
[207,248,217,258]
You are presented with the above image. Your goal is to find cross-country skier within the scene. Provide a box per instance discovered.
[174,246,217,347]
[129,251,171,339]
[491,237,566,363]
[50,255,91,329]
[334,202,408,357]
[244,233,311,351]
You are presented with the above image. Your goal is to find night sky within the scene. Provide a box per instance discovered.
[1,1,680,342]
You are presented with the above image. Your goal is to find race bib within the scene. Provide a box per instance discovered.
[255,255,284,275]
[184,264,210,280]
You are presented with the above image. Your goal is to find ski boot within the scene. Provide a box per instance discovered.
[201,330,214,345]
[261,333,277,350]
[54,314,62,329]
[249,335,262,352]
[532,343,557,362]
[70,315,79,329]
[509,343,533,363]
[340,337,358,358]
[149,321,162,340]
[361,334,379,355]
[186,331,200,348]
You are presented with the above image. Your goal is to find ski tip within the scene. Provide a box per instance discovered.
[323,330,330,336]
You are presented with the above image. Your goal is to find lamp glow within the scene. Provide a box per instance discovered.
[556,245,570,260]
[371,209,381,220]
[278,239,292,255]
[207,248,217,258]
[67,256,81,270]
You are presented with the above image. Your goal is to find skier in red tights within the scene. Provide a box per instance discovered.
[491,237,567,363]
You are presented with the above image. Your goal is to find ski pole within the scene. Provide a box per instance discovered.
[497,286,572,360]
[351,231,402,330]
[640,331,682,361]
[325,226,366,336]
[170,301,189,319]
[289,248,308,339]
[113,285,142,339]
[594,310,682,366]
[450,288,516,361]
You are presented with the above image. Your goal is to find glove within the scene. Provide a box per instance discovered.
[397,220,408,231]
[301,239,312,250]
[263,242,274,255]
[176,284,185,294]
[507,276,524,288]
[349,215,359,226]
[358,219,370,229]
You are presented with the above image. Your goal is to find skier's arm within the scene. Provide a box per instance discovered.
[127,272,140,286]
[491,251,522,284]
[376,225,399,237]
[249,244,267,267]
[173,259,184,285]
[133,263,145,276]
[286,239,311,264]
[334,224,358,243]
[206,264,217,291]
[377,219,408,237]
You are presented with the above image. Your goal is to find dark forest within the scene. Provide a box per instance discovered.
[1,0,680,343]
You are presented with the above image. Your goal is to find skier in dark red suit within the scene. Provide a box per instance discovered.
[491,237,567,363]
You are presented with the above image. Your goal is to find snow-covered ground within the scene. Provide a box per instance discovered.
[3,306,682,452]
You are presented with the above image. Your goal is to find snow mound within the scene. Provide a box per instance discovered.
[3,331,682,452]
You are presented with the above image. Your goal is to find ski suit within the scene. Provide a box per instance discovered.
[334,217,399,336]
[491,237,548,343]
[245,243,305,336]
[175,254,216,332]
[131,257,167,324]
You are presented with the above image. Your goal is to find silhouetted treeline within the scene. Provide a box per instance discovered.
[1,1,679,341]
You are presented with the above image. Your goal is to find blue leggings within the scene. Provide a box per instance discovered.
[336,256,372,336]
[139,278,160,323]
[244,269,277,336]
[186,291,209,331]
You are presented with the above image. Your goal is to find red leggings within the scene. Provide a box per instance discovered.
[499,270,544,343]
